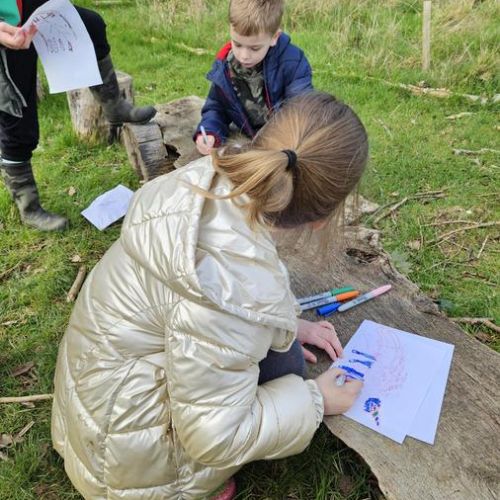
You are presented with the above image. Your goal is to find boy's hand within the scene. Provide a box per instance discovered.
[315,367,363,415]
[297,318,343,363]
[195,133,215,155]
[0,23,37,50]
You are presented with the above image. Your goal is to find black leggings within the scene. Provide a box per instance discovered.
[0,2,111,161]
[258,339,306,385]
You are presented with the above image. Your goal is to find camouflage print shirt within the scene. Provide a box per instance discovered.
[227,51,269,130]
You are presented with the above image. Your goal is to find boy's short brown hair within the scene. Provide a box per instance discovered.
[229,0,284,36]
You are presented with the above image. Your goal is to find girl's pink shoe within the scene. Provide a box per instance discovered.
[211,477,236,500]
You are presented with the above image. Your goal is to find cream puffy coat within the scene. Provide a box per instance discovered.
[51,157,324,499]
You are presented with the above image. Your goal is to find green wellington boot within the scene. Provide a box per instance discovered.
[90,54,157,125]
[0,160,68,231]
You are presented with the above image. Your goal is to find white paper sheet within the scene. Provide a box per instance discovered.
[23,0,102,93]
[332,320,453,444]
[408,343,454,444]
[81,185,134,230]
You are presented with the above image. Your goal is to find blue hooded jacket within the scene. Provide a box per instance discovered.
[195,32,313,145]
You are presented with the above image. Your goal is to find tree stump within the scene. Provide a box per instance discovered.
[121,122,169,180]
[66,71,134,142]
[122,96,204,181]
[275,227,500,500]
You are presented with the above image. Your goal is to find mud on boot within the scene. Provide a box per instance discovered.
[90,54,157,126]
[0,159,68,231]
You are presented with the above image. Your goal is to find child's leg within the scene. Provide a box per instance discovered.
[258,339,306,385]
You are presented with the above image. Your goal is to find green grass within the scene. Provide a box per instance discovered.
[1,0,498,497]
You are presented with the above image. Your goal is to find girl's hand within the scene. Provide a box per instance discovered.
[315,367,363,415]
[0,23,37,50]
[195,133,215,155]
[297,318,343,363]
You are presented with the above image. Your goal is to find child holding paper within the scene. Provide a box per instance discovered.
[194,0,313,155]
[52,92,367,499]
[0,1,156,231]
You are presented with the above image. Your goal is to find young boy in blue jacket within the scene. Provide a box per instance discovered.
[194,0,313,155]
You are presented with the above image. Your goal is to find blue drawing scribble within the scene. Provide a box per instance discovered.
[364,397,381,426]
[349,358,374,369]
[351,349,376,361]
[339,365,365,379]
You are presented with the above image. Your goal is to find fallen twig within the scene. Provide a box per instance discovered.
[373,197,409,225]
[375,119,393,139]
[0,262,21,282]
[476,235,489,259]
[462,271,498,287]
[366,200,398,221]
[66,265,87,303]
[453,148,500,156]
[451,317,500,335]
[371,190,446,227]
[426,219,471,227]
[412,191,446,200]
[0,394,53,404]
[315,73,494,104]
[398,83,488,104]
[174,43,210,56]
[429,221,500,245]
[11,361,35,378]
[16,421,35,440]
[446,112,474,120]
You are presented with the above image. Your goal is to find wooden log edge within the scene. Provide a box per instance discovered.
[122,122,171,181]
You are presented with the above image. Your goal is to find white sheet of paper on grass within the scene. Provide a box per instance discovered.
[23,0,102,93]
[81,185,134,230]
[332,320,453,444]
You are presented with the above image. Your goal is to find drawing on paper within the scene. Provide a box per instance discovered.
[331,320,454,444]
[364,397,381,425]
[349,358,374,369]
[338,365,365,380]
[351,349,376,361]
[335,325,409,404]
[347,325,408,398]
[32,11,77,54]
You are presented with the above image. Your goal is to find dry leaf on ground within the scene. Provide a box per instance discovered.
[11,361,35,378]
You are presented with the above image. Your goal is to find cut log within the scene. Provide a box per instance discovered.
[275,227,500,500]
[121,96,205,179]
[66,71,134,141]
[122,122,169,180]
[155,96,205,169]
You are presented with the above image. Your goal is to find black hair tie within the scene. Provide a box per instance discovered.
[282,149,298,171]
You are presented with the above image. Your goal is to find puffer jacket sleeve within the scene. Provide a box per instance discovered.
[194,83,230,146]
[165,299,324,468]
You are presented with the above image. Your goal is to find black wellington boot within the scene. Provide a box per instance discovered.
[0,159,68,231]
[90,54,157,125]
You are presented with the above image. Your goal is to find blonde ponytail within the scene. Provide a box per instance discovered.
[210,91,368,229]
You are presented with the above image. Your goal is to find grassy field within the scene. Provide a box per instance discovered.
[0,0,498,498]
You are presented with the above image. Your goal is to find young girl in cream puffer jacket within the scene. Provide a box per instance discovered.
[52,91,368,499]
